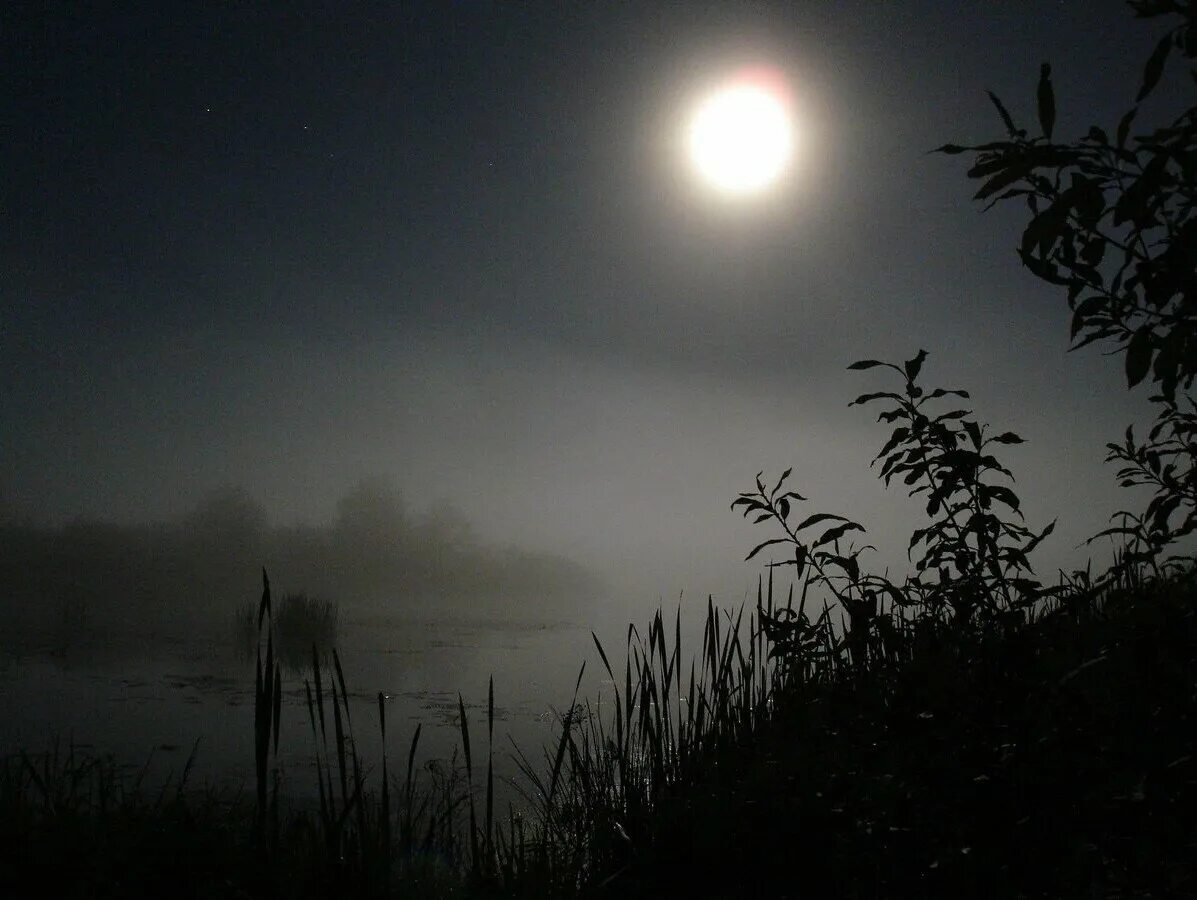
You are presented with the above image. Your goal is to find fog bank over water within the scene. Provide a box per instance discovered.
[0,478,606,651]
[1,0,1166,617]
[2,330,1156,625]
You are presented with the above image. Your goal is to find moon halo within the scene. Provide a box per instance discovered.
[686,69,794,195]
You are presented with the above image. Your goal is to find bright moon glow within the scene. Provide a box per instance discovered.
[688,79,793,194]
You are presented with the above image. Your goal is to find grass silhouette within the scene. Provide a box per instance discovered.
[236,590,340,673]
[3,350,1194,896]
[3,560,1193,897]
[3,349,1196,897]
[4,5,1197,895]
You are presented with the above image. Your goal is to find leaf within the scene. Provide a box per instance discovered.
[258,568,271,632]
[989,432,1025,445]
[875,427,910,460]
[963,421,983,450]
[974,163,1032,201]
[844,555,860,582]
[1125,327,1154,388]
[770,467,793,497]
[1037,63,1055,139]
[926,388,970,400]
[907,526,930,558]
[984,484,1022,513]
[933,143,969,155]
[1072,325,1122,351]
[986,90,1017,136]
[1114,151,1168,226]
[903,349,928,383]
[1021,206,1060,258]
[1071,175,1105,226]
[1117,107,1138,149]
[793,544,808,579]
[794,512,849,532]
[746,538,789,562]
[934,410,970,423]
[1150,493,1181,533]
[1152,328,1186,399]
[848,359,888,370]
[968,154,1016,179]
[939,448,982,471]
[1022,519,1056,555]
[813,522,865,549]
[1018,249,1071,285]
[850,391,902,406]
[1086,525,1140,543]
[1137,32,1172,102]
[1070,295,1105,338]
[1079,238,1106,267]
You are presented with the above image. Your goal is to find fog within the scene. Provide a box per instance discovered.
[2,0,1166,643]
[1,324,1155,643]
[0,476,607,645]
[4,2,1183,830]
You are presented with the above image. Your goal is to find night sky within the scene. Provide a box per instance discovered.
[2,2,1172,601]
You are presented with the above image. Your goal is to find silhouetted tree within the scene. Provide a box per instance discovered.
[334,477,408,544]
[736,350,1050,659]
[940,0,1196,577]
[418,501,476,551]
[183,485,268,547]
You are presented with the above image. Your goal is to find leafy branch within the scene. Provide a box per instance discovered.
[848,350,1054,623]
[940,2,1197,581]
[735,351,1056,677]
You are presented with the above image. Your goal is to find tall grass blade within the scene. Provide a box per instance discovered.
[458,693,479,872]
[331,670,348,808]
[378,691,391,878]
[404,723,421,853]
[545,662,585,819]
[486,675,494,871]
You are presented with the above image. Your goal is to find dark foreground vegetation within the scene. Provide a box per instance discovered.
[2,566,1194,898]
[614,574,1197,899]
[3,2,1196,897]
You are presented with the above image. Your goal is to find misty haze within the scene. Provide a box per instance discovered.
[2,1,1195,897]
[1,479,602,645]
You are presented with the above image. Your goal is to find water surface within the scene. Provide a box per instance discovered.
[0,608,608,805]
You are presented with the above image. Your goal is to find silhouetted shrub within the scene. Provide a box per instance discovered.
[939,0,1196,581]
[237,591,339,672]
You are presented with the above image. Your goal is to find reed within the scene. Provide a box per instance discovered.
[8,351,1196,894]
[3,556,1193,896]
[237,589,339,672]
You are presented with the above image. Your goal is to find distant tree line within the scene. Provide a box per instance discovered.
[0,479,603,639]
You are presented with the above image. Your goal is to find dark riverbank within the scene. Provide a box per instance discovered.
[602,576,1197,899]
[2,571,1194,898]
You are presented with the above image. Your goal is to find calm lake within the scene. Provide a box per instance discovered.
[0,608,620,806]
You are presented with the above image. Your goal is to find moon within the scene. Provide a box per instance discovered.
[687,71,794,195]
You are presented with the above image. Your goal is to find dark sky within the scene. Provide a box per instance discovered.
[1,1,1174,601]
